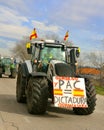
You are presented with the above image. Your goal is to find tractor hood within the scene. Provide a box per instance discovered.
[50,59,65,65]
[47,60,75,79]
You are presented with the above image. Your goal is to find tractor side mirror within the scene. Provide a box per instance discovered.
[61,45,66,51]
[26,43,32,54]
[40,43,44,49]
[76,48,80,57]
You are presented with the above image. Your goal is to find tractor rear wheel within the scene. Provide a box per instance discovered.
[27,77,48,114]
[16,67,26,103]
[73,78,96,115]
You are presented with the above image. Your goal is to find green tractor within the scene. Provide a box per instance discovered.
[0,57,17,78]
[16,40,96,115]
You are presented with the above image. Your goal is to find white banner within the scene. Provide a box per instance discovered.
[53,76,88,108]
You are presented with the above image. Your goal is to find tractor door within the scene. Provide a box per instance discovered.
[31,45,40,71]
[70,49,76,75]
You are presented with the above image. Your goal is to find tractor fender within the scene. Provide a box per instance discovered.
[30,72,47,77]
[21,60,47,78]
[25,60,47,77]
[18,60,32,77]
[25,60,32,74]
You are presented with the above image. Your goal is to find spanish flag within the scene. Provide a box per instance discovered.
[30,28,38,40]
[54,89,63,95]
[73,89,84,97]
[64,31,69,41]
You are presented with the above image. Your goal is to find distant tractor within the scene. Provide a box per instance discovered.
[16,40,96,115]
[0,57,17,78]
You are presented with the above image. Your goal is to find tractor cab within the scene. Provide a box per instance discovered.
[26,40,80,74]
[26,40,67,72]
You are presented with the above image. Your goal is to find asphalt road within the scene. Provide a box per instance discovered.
[0,76,104,130]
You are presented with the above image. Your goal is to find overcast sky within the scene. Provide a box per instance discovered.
[0,0,104,56]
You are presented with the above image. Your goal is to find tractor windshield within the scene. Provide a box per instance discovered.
[40,46,65,63]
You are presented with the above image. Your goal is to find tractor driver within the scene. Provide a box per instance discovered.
[38,51,53,72]
[41,53,53,72]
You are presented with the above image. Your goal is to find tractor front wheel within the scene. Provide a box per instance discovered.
[27,77,48,114]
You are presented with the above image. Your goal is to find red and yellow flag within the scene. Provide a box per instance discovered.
[64,31,69,41]
[73,89,84,97]
[54,89,63,95]
[30,28,38,40]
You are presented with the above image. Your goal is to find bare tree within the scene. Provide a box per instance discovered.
[86,51,104,87]
[12,36,30,61]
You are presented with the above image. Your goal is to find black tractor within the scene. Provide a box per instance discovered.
[16,40,96,115]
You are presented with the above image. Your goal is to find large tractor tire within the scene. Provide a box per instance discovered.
[16,67,26,103]
[73,78,96,115]
[27,77,48,114]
